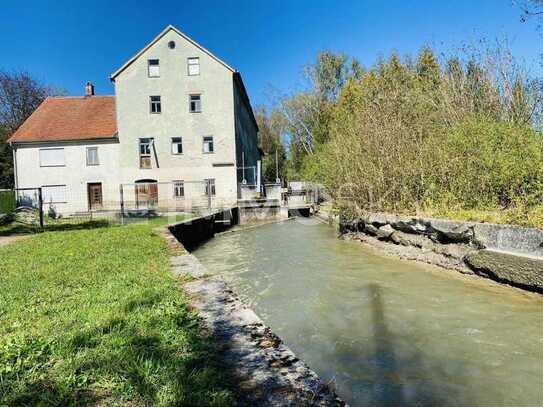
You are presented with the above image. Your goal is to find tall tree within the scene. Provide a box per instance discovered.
[275,51,362,178]
[254,106,286,182]
[0,71,59,188]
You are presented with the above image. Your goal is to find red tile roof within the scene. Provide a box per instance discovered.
[8,96,117,143]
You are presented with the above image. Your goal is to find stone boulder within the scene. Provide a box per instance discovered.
[376,224,394,240]
[363,224,379,236]
[391,218,427,235]
[426,219,476,245]
[389,230,431,249]
[465,250,543,292]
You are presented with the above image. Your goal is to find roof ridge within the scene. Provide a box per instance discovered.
[49,95,115,99]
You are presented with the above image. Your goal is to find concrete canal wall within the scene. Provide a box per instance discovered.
[168,208,238,250]
[161,214,344,406]
[339,212,543,294]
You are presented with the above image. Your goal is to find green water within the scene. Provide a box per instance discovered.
[193,220,543,406]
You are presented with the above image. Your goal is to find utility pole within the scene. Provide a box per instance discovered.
[275,148,280,184]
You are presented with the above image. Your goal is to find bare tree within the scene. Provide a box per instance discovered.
[519,0,543,22]
[0,71,61,188]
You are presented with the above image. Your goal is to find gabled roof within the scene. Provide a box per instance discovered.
[8,96,117,143]
[110,25,235,81]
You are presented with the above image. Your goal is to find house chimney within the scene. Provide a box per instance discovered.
[85,82,95,96]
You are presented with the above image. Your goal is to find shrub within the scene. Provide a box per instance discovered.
[0,190,15,214]
[435,118,543,209]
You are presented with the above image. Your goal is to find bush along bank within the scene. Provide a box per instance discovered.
[339,212,543,294]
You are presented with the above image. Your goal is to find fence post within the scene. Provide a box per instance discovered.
[119,184,125,225]
[37,187,44,229]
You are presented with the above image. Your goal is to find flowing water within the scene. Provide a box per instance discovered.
[192,220,543,406]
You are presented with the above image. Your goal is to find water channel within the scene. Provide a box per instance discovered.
[193,219,543,406]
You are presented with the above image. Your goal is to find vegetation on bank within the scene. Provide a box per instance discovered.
[0,220,233,406]
[259,43,543,228]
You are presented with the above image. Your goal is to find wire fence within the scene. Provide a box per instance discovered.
[119,180,235,218]
[0,180,328,234]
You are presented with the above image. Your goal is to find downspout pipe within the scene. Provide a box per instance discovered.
[11,142,18,189]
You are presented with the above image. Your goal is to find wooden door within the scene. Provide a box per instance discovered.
[88,183,103,211]
[135,182,158,209]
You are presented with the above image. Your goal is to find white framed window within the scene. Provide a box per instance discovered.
[173,180,185,198]
[148,59,160,77]
[203,136,214,153]
[86,147,99,166]
[189,94,201,113]
[39,148,65,167]
[42,185,67,204]
[139,138,153,169]
[150,96,161,113]
[188,57,200,76]
[204,179,216,196]
[171,137,183,154]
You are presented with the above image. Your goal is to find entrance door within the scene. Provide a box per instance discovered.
[88,183,103,211]
[135,180,158,209]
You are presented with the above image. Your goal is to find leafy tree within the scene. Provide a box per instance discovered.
[275,51,363,179]
[254,106,286,182]
[0,71,60,188]
[416,47,441,90]
[319,46,543,217]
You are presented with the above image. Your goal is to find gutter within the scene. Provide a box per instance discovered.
[11,142,18,189]
[9,135,119,147]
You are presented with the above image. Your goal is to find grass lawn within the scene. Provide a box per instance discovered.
[0,219,234,406]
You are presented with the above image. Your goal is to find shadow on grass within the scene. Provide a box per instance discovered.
[0,220,112,236]
[3,291,234,406]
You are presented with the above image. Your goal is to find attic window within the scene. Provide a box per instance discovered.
[148,59,160,77]
[168,41,176,49]
[188,57,200,76]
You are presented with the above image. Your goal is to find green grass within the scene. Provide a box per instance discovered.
[0,221,234,406]
[0,213,192,237]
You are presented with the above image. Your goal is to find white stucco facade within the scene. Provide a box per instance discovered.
[11,26,260,215]
[13,140,120,214]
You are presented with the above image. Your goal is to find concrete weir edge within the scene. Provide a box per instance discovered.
[156,213,346,406]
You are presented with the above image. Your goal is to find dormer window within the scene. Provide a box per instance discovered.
[148,59,160,77]
[188,57,200,76]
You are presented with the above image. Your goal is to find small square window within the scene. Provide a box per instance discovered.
[148,59,160,77]
[150,96,161,113]
[205,179,216,196]
[86,147,99,166]
[171,137,183,154]
[173,181,185,198]
[139,138,153,169]
[188,57,200,76]
[189,94,201,113]
[203,136,214,153]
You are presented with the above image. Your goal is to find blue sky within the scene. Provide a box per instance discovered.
[1,0,541,107]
